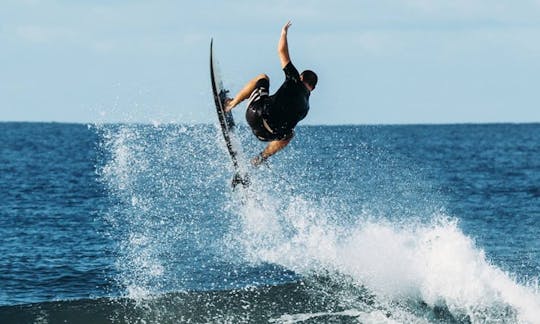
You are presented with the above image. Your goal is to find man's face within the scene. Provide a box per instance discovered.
[300,75,314,92]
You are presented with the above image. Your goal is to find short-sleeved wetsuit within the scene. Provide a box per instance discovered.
[245,62,310,141]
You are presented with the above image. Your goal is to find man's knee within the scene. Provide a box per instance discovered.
[254,74,270,90]
[257,74,269,81]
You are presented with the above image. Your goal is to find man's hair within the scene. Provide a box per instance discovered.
[301,70,318,89]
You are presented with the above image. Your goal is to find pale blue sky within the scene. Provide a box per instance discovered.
[1,0,539,124]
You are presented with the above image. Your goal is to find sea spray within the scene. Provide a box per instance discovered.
[97,123,229,299]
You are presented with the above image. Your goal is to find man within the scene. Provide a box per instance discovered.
[225,21,318,166]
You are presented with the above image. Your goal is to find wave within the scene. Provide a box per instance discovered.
[0,278,478,324]
[230,191,540,323]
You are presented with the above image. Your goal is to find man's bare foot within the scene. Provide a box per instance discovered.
[224,98,235,112]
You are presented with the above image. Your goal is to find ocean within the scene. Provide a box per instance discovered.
[0,122,539,323]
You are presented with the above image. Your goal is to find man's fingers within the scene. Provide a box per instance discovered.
[283,20,292,31]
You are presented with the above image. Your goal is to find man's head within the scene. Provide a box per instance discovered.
[300,70,318,91]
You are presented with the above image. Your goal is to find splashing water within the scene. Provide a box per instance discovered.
[96,123,540,323]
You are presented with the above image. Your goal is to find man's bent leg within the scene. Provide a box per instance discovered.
[251,137,293,166]
[225,74,269,112]
[262,135,293,159]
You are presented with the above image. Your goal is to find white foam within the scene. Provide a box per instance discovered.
[235,194,540,323]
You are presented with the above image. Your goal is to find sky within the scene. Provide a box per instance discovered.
[1,0,539,125]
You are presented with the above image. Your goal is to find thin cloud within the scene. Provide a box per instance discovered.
[15,25,76,44]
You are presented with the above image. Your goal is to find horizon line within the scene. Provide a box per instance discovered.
[1,120,539,127]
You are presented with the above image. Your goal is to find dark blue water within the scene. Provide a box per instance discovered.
[1,122,539,323]
[0,123,113,305]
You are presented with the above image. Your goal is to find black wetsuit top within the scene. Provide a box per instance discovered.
[266,62,310,135]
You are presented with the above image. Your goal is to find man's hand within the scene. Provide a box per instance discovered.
[282,21,292,34]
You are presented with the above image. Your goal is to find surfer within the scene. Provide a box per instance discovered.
[225,21,318,166]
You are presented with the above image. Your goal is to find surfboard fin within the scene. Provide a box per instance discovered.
[232,172,250,188]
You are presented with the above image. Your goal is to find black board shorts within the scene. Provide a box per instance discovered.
[245,78,293,142]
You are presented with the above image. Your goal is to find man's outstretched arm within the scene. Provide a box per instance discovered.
[278,21,292,68]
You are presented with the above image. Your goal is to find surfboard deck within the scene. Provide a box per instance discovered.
[210,39,250,188]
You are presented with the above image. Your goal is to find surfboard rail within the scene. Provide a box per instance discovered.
[210,39,250,188]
